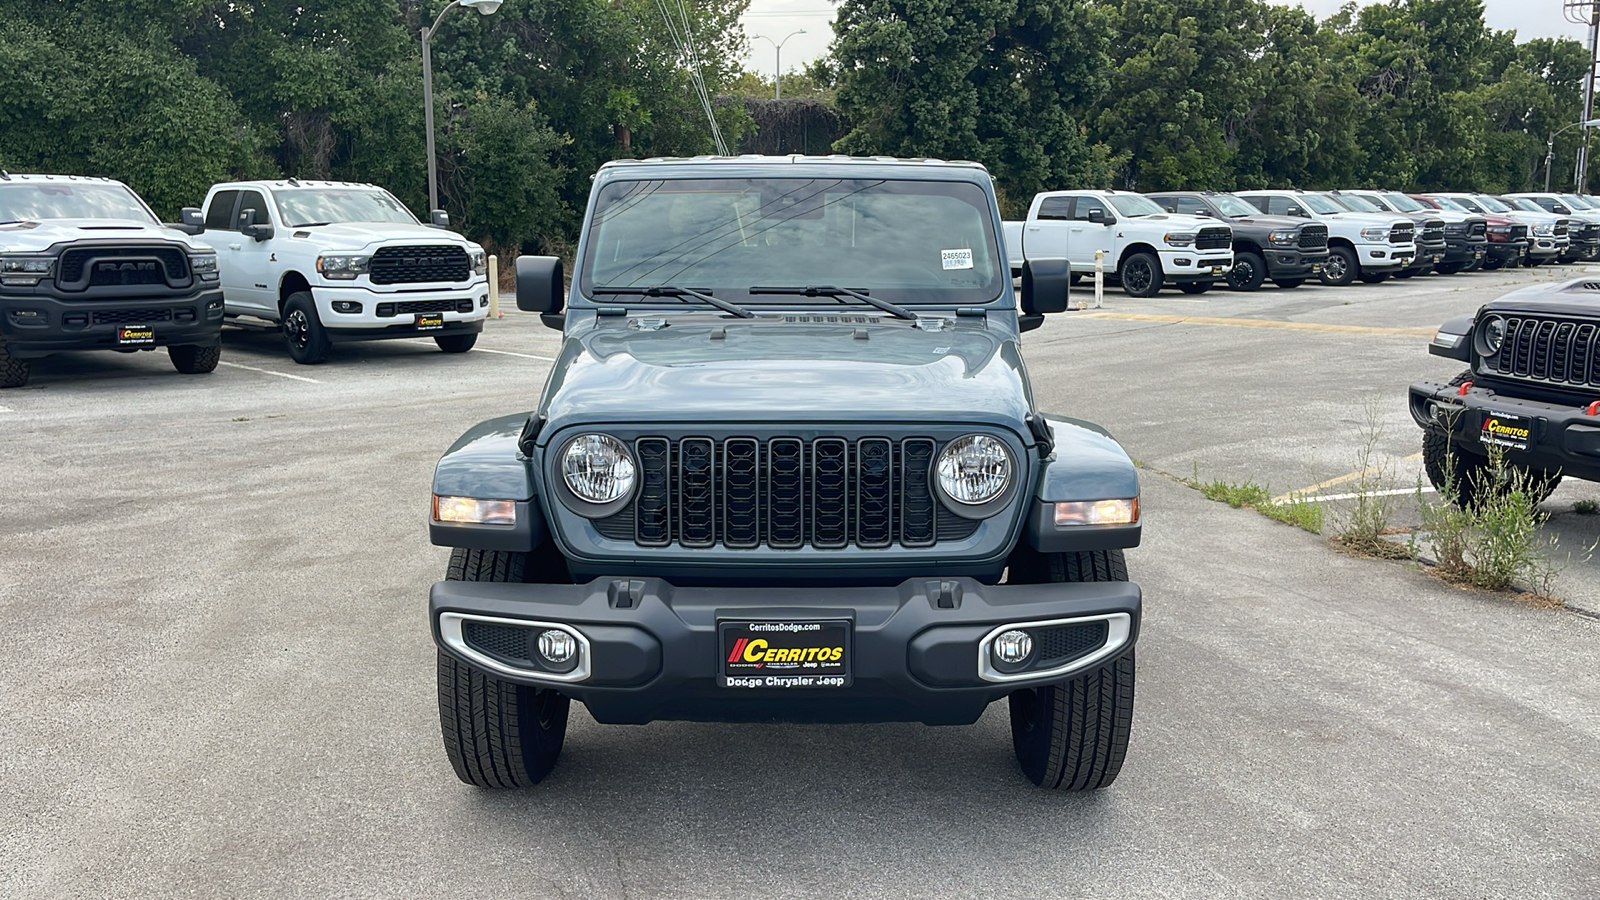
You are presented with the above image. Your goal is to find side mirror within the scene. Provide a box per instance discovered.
[430,209,451,228]
[238,208,274,241]
[1286,206,1304,217]
[1087,207,1114,225]
[515,255,565,329]
[1020,258,1070,332]
[177,207,205,235]
[1555,204,1571,214]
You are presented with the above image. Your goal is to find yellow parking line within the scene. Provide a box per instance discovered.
[1270,452,1425,503]
[1078,312,1434,337]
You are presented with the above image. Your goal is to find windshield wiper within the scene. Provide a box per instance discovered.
[747,285,916,321]
[592,285,755,319]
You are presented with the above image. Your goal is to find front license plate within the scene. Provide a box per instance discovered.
[1480,411,1531,451]
[1433,254,1443,263]
[116,325,155,346]
[415,313,445,331]
[1210,266,1223,275]
[721,620,851,688]
[1311,264,1322,273]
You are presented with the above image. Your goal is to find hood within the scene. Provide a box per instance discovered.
[0,217,204,253]
[1131,213,1222,231]
[284,221,480,251]
[1322,210,1410,229]
[1225,213,1309,230]
[1483,278,1600,316]
[537,316,1033,438]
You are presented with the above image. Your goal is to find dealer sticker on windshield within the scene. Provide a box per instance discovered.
[941,248,974,270]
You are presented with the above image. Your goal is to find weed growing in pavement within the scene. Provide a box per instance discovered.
[1575,499,1599,516]
[1332,404,1408,559]
[1184,465,1324,534]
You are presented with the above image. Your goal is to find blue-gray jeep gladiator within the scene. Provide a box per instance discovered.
[427,156,1143,790]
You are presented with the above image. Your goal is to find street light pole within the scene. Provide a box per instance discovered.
[1546,118,1600,191]
[753,30,805,100]
[422,0,503,213]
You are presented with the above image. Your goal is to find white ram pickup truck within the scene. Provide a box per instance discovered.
[196,180,489,364]
[1234,190,1416,286]
[1004,190,1233,296]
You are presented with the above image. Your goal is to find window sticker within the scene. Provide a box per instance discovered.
[941,248,974,270]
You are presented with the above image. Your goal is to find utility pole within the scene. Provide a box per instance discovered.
[422,0,504,213]
[1565,1,1600,192]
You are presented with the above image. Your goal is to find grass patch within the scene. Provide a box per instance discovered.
[1575,499,1599,516]
[1332,403,1405,558]
[1185,468,1323,534]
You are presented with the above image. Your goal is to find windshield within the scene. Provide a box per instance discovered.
[1380,193,1424,212]
[1299,194,1345,215]
[1337,194,1383,212]
[273,188,418,227]
[1475,195,1513,213]
[1503,197,1541,212]
[1106,194,1167,217]
[1561,194,1594,209]
[580,177,1004,304]
[0,182,157,224]
[1212,194,1258,217]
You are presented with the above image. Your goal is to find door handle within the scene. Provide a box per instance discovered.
[228,243,242,251]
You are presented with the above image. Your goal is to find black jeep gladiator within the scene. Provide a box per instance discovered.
[427,157,1145,790]
[1413,278,1600,504]
[1145,191,1328,290]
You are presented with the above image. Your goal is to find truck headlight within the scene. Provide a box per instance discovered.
[433,495,517,525]
[561,434,636,505]
[1533,224,1555,237]
[1268,230,1298,247]
[189,253,220,281]
[471,249,487,276]
[1359,227,1389,242]
[1480,315,1506,354]
[316,254,371,280]
[936,434,1013,506]
[0,255,53,285]
[1163,232,1197,247]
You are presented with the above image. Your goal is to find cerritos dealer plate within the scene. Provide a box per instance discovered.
[720,620,851,688]
[415,313,445,331]
[1480,410,1532,451]
[116,325,155,347]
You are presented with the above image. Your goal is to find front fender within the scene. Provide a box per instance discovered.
[1025,415,1142,553]
[429,412,546,552]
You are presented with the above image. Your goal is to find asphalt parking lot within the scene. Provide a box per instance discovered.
[3,270,1599,898]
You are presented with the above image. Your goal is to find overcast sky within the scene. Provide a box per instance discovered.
[739,1,1598,78]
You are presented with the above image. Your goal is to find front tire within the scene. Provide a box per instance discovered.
[1273,277,1306,289]
[1119,252,1162,298]
[1320,246,1358,286]
[1422,427,1560,509]
[0,337,29,388]
[1005,548,1135,791]
[1436,261,1463,275]
[1225,250,1266,291]
[1177,281,1211,295]
[438,548,571,788]
[1358,271,1390,284]
[435,333,478,354]
[282,292,330,365]
[168,344,221,375]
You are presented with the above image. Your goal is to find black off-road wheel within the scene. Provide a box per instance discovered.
[1320,246,1358,286]
[282,292,330,365]
[1225,250,1266,291]
[0,337,29,389]
[1177,281,1211,295]
[1119,253,1162,298]
[438,548,571,788]
[1273,277,1306,289]
[1004,548,1135,791]
[435,333,478,354]
[168,344,221,375]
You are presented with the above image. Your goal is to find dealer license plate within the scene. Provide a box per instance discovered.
[415,313,445,331]
[1480,411,1531,451]
[1311,264,1322,273]
[720,620,851,688]
[116,325,155,347]
[1210,266,1223,275]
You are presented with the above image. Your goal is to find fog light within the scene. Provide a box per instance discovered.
[994,630,1033,665]
[538,629,576,664]
[480,295,489,308]
[331,300,362,314]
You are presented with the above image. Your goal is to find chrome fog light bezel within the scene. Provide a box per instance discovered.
[438,613,591,683]
[977,613,1134,684]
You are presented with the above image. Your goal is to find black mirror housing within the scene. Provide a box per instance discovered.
[177,207,205,235]
[1087,207,1112,225]
[244,223,274,242]
[516,255,565,328]
[430,209,451,228]
[1021,258,1071,317]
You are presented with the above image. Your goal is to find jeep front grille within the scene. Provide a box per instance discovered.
[594,436,981,550]
[1297,225,1328,249]
[1485,316,1599,389]
[368,245,470,285]
[1195,227,1231,251]
[1389,223,1415,243]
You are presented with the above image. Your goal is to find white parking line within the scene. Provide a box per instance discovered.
[1312,486,1436,502]
[216,360,322,383]
[475,348,557,362]
[0,405,12,413]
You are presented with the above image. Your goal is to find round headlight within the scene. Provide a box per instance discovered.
[936,434,1013,506]
[1482,315,1506,354]
[561,434,636,504]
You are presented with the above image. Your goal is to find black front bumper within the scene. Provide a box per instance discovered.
[1485,240,1528,264]
[1409,379,1600,482]
[1403,239,1447,273]
[430,575,1141,726]
[1262,247,1328,279]
[327,319,483,344]
[2,287,224,358]
[1442,236,1488,266]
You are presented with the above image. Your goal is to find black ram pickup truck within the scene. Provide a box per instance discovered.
[1145,191,1328,290]
[1329,191,1446,277]
[1345,190,1487,275]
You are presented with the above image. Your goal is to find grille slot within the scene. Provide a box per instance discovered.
[368,244,470,285]
[92,308,173,325]
[1033,621,1109,665]
[1195,227,1231,251]
[395,299,474,314]
[1488,316,1599,389]
[599,436,984,550]
[1297,225,1328,249]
